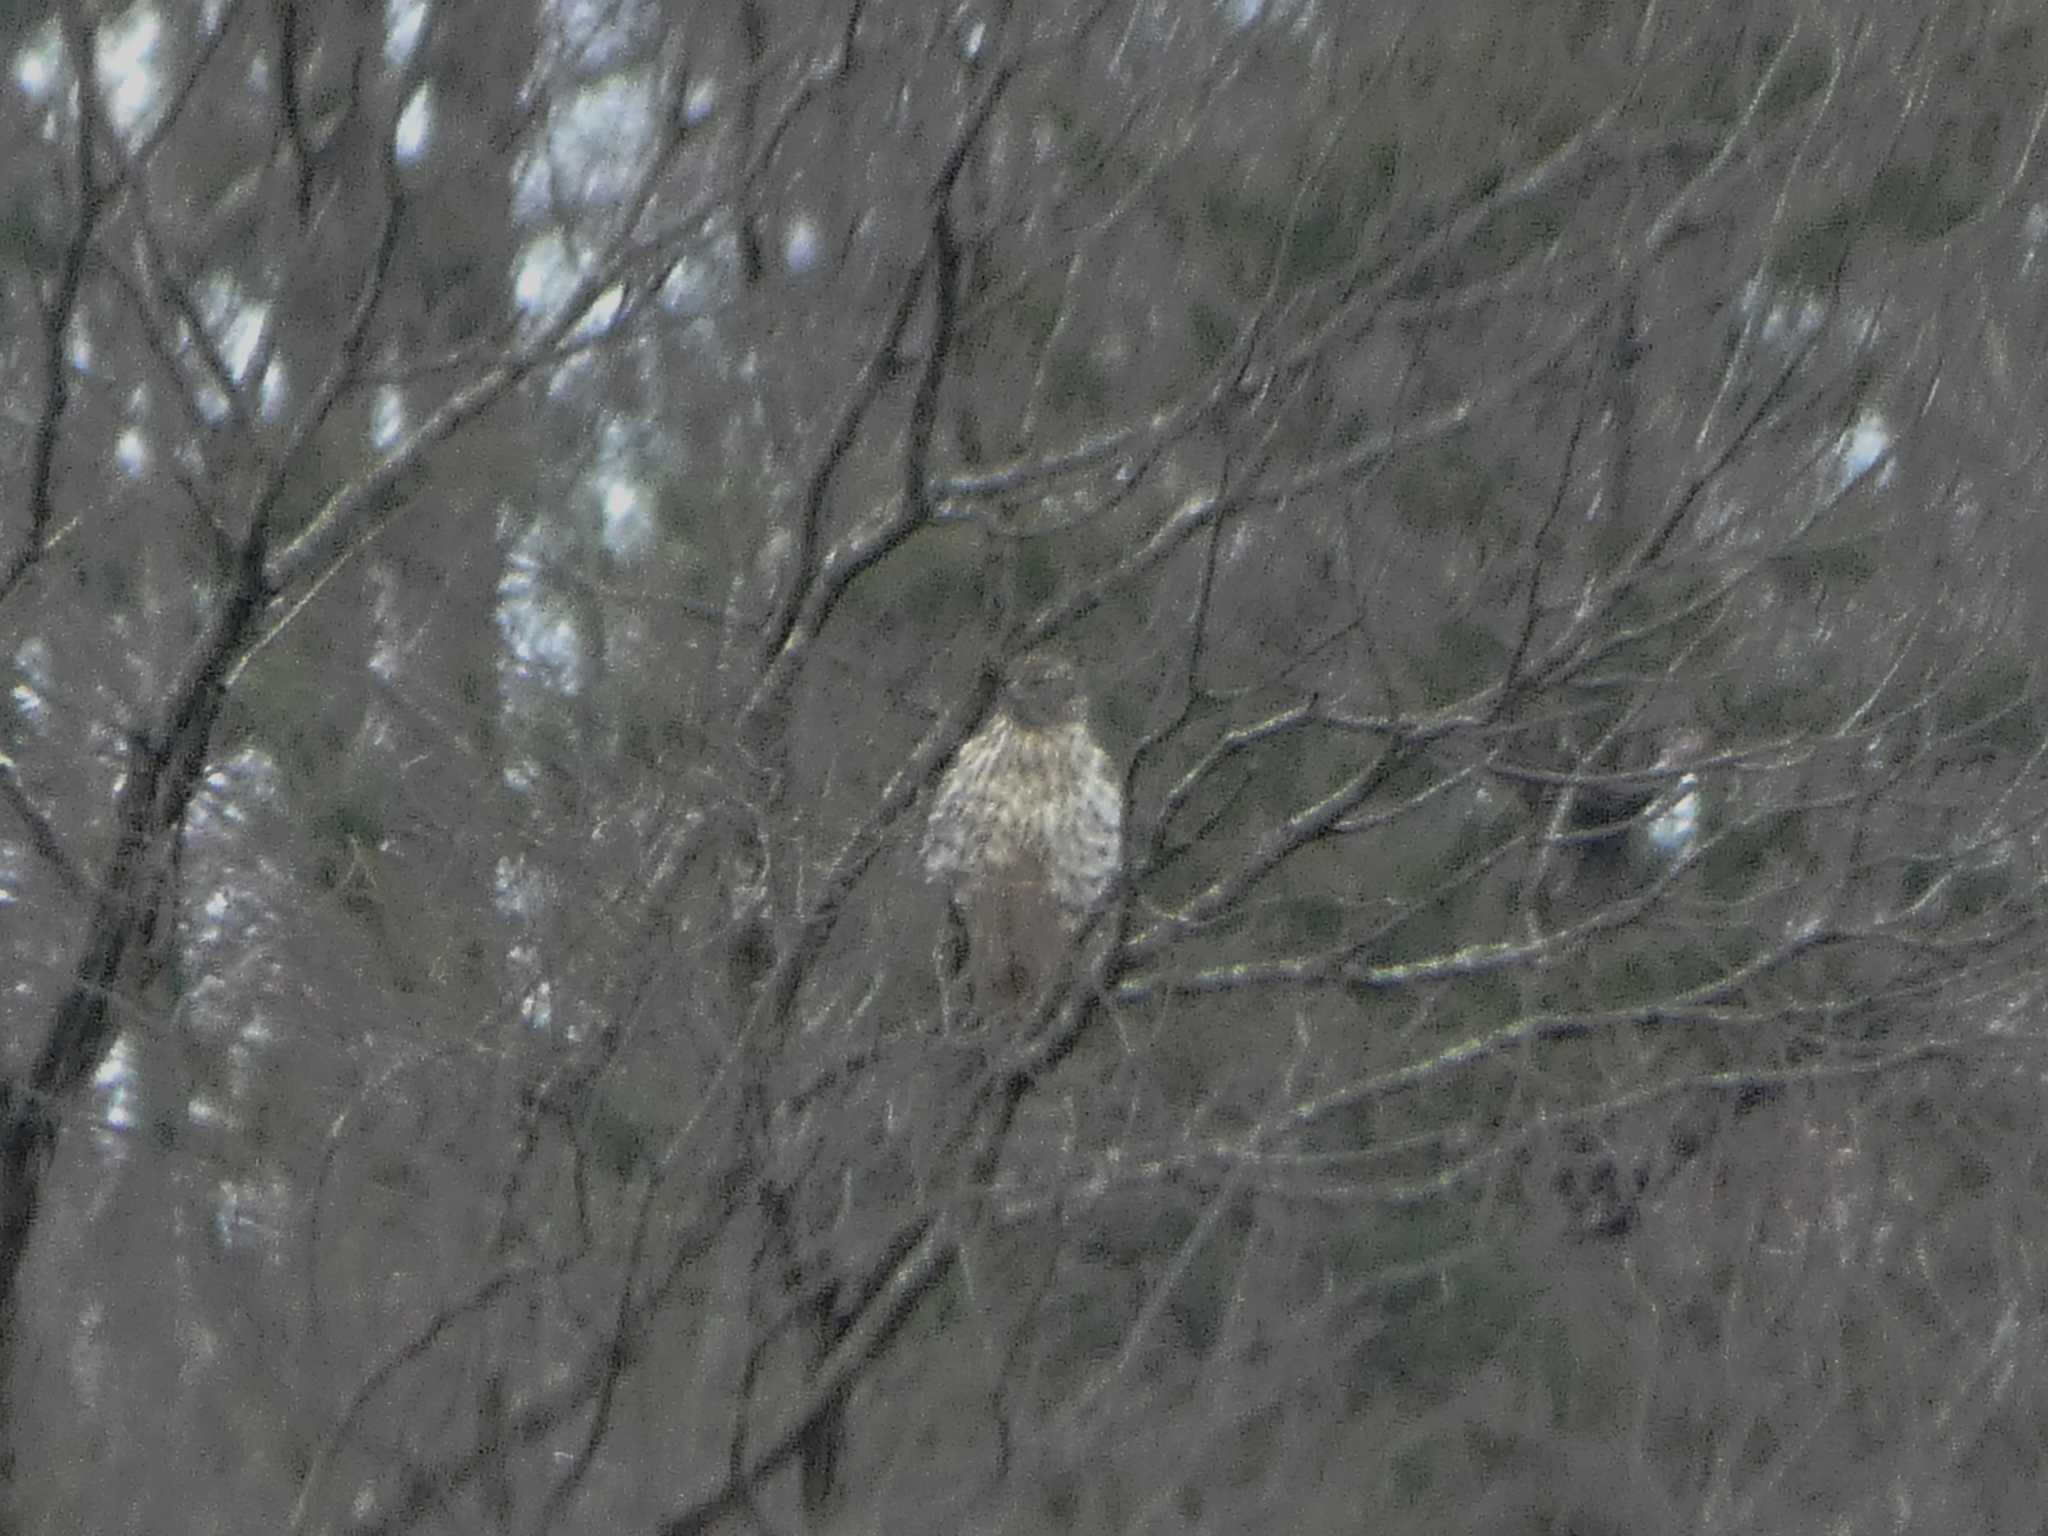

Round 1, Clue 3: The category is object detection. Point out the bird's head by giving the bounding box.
[1001,650,1087,730]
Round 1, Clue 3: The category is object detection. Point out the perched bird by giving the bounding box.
[923,651,1122,1016]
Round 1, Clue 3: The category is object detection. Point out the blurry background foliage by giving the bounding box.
[3,1,2048,1533]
